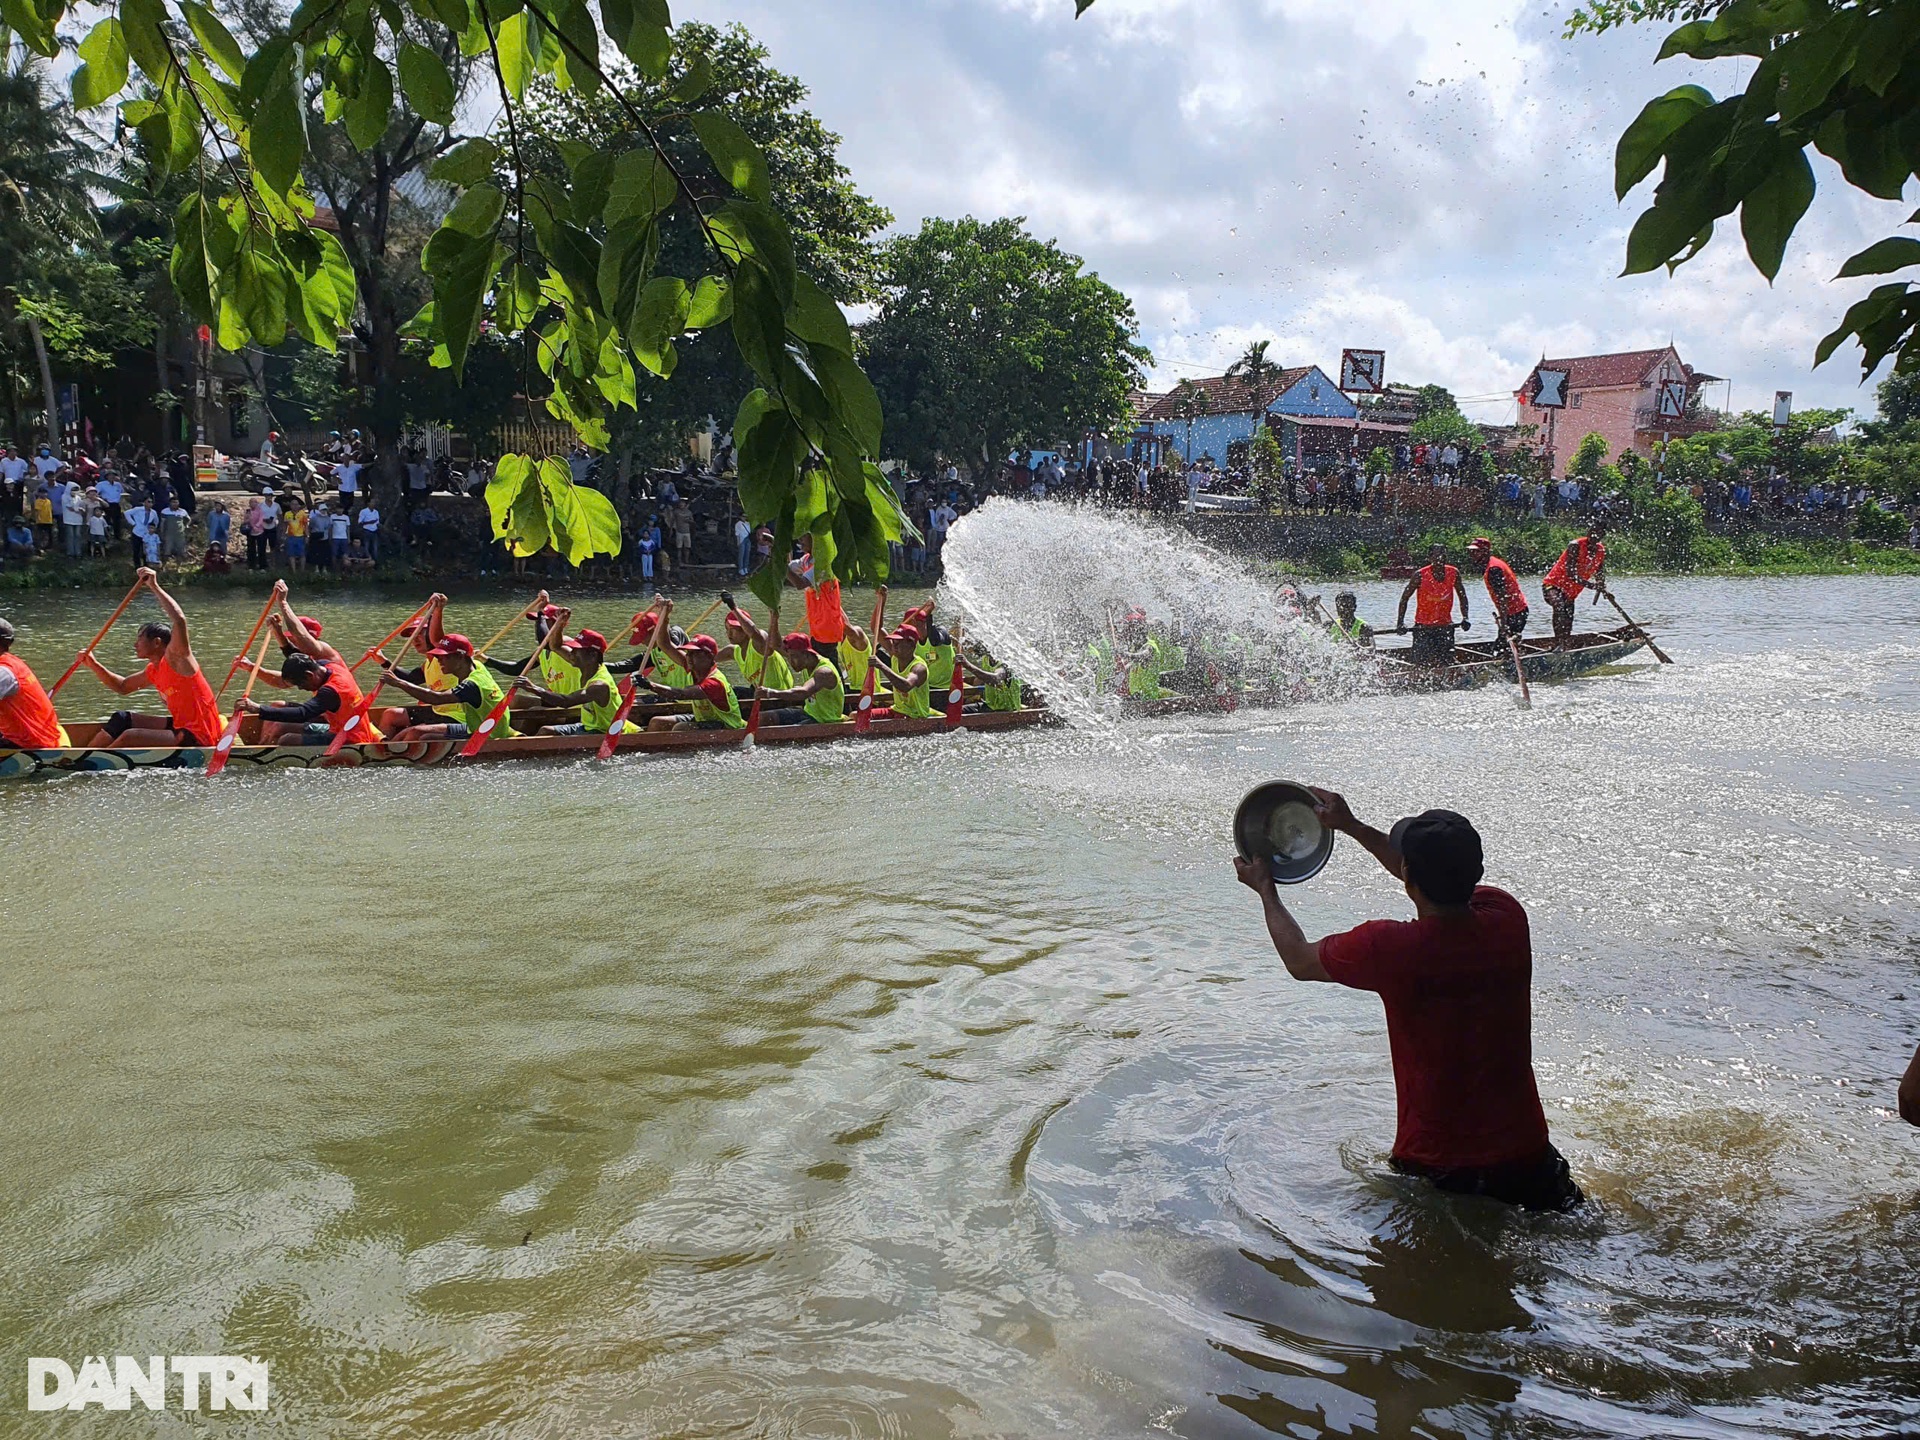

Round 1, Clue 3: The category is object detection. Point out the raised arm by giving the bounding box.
[275,599,341,664]
[1309,787,1404,882]
[1233,856,1331,983]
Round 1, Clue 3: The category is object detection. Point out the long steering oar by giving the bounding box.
[1505,630,1534,710]
[461,608,569,758]
[216,590,280,701]
[1600,590,1673,664]
[854,590,887,733]
[48,577,142,699]
[207,598,284,776]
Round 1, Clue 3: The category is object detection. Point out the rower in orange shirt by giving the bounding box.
[0,616,67,749]
[79,569,228,749]
[1542,522,1609,638]
[1467,537,1531,641]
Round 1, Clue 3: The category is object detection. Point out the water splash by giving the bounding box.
[938,500,1369,727]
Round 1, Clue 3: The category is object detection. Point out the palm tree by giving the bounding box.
[1225,340,1282,457]
[1168,378,1209,465]
[0,56,104,442]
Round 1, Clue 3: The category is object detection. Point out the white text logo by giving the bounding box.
[27,1356,268,1412]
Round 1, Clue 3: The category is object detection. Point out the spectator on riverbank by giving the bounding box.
[3,515,34,567]
[1237,790,1583,1212]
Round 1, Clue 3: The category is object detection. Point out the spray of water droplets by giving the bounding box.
[937,500,1374,727]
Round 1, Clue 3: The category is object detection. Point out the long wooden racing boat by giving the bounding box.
[0,706,1055,781]
[1124,626,1654,714]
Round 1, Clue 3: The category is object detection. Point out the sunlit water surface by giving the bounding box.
[2,565,1917,1437]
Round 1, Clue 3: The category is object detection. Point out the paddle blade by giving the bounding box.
[460,693,514,757]
[854,668,877,733]
[323,696,377,758]
[596,679,638,760]
[944,671,965,726]
[204,711,247,776]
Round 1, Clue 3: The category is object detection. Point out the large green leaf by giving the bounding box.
[432,137,500,186]
[250,52,308,196]
[496,11,534,99]
[691,113,770,201]
[788,273,853,354]
[181,0,246,81]
[345,57,394,151]
[1836,236,1920,279]
[445,181,506,236]
[626,276,690,376]
[398,43,456,124]
[1614,85,1713,199]
[604,147,679,226]
[119,0,171,83]
[812,347,883,456]
[1739,147,1815,283]
[423,227,502,378]
[72,19,129,110]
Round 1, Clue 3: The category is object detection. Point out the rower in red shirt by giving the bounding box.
[1234,787,1583,1212]
[1467,537,1531,641]
[79,568,227,749]
[0,616,67,749]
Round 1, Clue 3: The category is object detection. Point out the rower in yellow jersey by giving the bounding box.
[869,626,933,720]
[752,632,849,727]
[723,603,795,692]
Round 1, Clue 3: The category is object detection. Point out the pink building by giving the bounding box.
[1515,347,1722,477]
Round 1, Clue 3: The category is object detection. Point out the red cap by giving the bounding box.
[429,633,473,659]
[539,604,563,622]
[684,634,720,657]
[1124,609,1148,623]
[1468,536,1492,550]
[629,611,658,644]
[572,628,608,654]
[781,630,814,650]
[296,616,324,637]
[887,626,919,644]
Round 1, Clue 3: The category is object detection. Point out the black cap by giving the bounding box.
[1389,809,1484,905]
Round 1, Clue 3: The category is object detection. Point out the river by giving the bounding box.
[2,565,1917,1436]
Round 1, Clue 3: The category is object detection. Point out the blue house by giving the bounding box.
[1137,365,1360,465]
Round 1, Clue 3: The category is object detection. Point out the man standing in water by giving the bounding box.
[1235,789,1583,1212]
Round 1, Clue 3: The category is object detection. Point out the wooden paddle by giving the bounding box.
[743,603,778,741]
[597,625,661,760]
[349,598,435,674]
[1600,590,1673,664]
[216,590,280,701]
[47,577,142,698]
[460,608,569,758]
[943,623,966,726]
[854,589,887,733]
[207,610,282,776]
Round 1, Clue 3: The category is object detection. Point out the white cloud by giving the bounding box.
[686,0,1914,421]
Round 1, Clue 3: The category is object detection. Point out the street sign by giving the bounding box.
[1773,390,1793,428]
[1657,380,1686,418]
[1340,349,1385,394]
[1533,368,1569,409]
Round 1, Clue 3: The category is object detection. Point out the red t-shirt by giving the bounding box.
[1319,886,1549,1169]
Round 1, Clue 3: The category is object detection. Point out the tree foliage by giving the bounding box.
[1589,0,1920,382]
[860,216,1150,475]
[2,0,905,596]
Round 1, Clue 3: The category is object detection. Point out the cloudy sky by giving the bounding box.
[682,0,1913,424]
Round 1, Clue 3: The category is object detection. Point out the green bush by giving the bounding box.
[1690,534,1736,570]
[1855,499,1910,545]
[1641,488,1706,568]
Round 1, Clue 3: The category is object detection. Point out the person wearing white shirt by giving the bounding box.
[59,479,86,557]
[357,502,381,561]
[1185,466,1206,513]
[335,459,361,498]
[0,447,27,502]
[94,474,124,538]
[327,506,351,567]
[32,447,61,481]
[734,515,752,575]
[127,499,159,565]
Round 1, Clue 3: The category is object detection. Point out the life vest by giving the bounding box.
[575,662,622,733]
[916,638,957,693]
[654,656,691,691]
[144,656,224,746]
[448,663,513,738]
[737,642,795,691]
[803,660,847,725]
[805,580,845,644]
[1328,613,1367,641]
[889,665,933,719]
[1482,556,1529,616]
[1127,636,1173,700]
[537,648,580,692]
[0,652,65,749]
[424,653,458,718]
[837,636,871,692]
[1414,564,1458,627]
[982,666,1024,712]
[692,669,745,729]
[1544,537,1605,597]
[321,659,382,740]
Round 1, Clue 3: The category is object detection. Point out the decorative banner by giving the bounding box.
[1340,349,1386,394]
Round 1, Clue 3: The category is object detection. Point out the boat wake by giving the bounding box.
[938,500,1370,727]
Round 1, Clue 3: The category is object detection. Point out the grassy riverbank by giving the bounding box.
[1285,521,1920,580]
